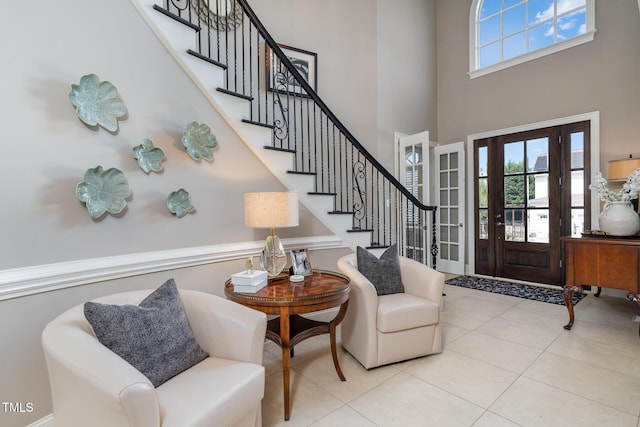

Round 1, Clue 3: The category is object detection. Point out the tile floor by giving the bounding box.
[260,283,640,426]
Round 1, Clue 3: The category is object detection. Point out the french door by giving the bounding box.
[435,142,465,275]
[395,131,430,263]
[474,121,590,285]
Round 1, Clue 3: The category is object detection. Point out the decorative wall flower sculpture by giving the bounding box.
[167,189,195,218]
[76,166,131,219]
[133,139,166,173]
[181,121,218,160]
[69,74,126,132]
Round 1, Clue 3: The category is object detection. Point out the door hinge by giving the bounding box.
[559,218,562,227]
[559,176,562,186]
[558,135,562,144]
[560,259,562,268]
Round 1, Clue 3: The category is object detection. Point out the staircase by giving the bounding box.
[131,0,438,267]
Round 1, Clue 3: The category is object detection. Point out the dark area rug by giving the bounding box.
[445,275,585,306]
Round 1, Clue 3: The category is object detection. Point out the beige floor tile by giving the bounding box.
[547,332,640,379]
[474,316,563,349]
[499,304,570,331]
[263,370,343,427]
[350,372,485,426]
[576,295,639,328]
[472,411,522,427]
[506,297,569,318]
[441,321,471,346]
[523,351,640,414]
[445,296,516,318]
[292,347,401,403]
[406,350,518,408]
[445,331,543,374]
[310,405,378,427]
[259,282,640,426]
[490,377,638,427]
[566,317,639,348]
[441,305,493,331]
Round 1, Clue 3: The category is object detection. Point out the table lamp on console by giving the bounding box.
[244,191,299,277]
[608,155,640,213]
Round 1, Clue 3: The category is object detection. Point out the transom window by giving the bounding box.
[469,0,596,78]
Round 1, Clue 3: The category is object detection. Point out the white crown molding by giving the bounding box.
[0,235,344,301]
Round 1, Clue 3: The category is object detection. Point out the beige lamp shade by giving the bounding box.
[607,157,640,181]
[244,192,299,229]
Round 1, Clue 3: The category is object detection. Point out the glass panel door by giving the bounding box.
[435,142,465,275]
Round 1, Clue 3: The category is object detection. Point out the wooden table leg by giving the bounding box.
[329,300,349,382]
[279,308,291,421]
[626,293,640,338]
[563,285,584,330]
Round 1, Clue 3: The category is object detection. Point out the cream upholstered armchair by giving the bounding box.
[42,285,267,427]
[337,249,444,369]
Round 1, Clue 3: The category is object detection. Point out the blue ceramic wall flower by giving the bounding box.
[133,139,166,173]
[181,121,218,160]
[69,74,126,132]
[167,189,195,218]
[76,166,131,218]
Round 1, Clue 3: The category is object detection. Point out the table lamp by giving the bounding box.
[608,155,640,212]
[244,191,299,277]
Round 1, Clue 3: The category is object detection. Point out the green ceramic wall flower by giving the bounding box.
[167,189,195,218]
[181,121,218,160]
[133,139,166,173]
[76,166,131,219]
[69,74,126,132]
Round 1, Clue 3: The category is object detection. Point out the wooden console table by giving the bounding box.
[225,270,350,421]
[562,236,640,333]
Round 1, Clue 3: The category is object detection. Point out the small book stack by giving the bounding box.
[230,270,268,293]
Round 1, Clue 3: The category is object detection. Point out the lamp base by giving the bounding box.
[260,234,287,277]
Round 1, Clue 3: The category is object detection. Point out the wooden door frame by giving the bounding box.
[465,112,600,277]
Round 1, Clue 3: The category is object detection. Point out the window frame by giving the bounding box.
[469,0,596,79]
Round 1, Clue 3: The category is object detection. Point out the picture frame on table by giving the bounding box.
[267,44,317,97]
[290,248,312,276]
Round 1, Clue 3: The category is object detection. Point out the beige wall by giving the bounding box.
[436,0,640,170]
[377,0,437,169]
[251,0,438,171]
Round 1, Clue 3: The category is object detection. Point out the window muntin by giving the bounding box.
[471,0,594,78]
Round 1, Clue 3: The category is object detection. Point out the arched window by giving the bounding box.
[469,0,596,78]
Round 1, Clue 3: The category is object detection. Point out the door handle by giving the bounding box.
[495,222,505,226]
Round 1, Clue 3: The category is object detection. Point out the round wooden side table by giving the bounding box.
[225,269,350,421]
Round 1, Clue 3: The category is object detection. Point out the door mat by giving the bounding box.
[445,275,586,306]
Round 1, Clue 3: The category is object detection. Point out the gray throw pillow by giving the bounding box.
[84,279,209,387]
[356,245,404,296]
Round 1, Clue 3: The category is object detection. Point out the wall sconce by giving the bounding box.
[244,192,299,277]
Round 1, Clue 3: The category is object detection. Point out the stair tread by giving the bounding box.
[347,228,373,233]
[217,87,252,101]
[186,49,227,69]
[153,5,200,32]
[308,192,337,196]
[242,119,273,128]
[263,145,296,153]
[287,170,317,175]
[328,211,354,215]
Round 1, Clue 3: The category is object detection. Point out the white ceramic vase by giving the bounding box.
[598,201,640,236]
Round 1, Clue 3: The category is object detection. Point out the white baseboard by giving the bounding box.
[0,235,343,301]
[27,414,54,427]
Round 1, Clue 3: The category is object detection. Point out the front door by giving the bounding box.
[474,122,590,285]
